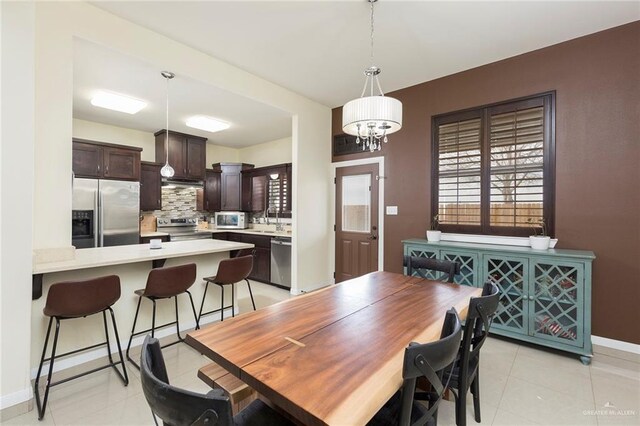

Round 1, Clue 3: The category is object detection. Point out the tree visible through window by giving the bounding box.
[432,93,555,237]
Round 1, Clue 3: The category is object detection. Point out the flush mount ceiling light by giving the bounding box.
[342,0,402,152]
[160,71,175,178]
[185,115,231,133]
[90,91,147,114]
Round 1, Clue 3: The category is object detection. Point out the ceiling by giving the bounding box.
[73,39,292,148]
[91,1,640,108]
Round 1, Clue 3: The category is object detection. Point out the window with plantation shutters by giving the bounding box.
[432,93,555,237]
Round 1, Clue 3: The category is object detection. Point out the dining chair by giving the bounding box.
[368,308,463,426]
[403,255,460,283]
[198,253,256,323]
[139,335,293,426]
[446,281,500,426]
[126,263,200,370]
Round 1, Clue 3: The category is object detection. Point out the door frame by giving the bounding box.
[330,156,385,284]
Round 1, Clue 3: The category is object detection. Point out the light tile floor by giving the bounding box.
[7,282,640,426]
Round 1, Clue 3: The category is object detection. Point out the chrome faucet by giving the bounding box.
[275,208,284,232]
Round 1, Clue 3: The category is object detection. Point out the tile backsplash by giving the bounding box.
[153,186,207,220]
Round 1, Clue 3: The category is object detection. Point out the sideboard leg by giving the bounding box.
[580,355,592,365]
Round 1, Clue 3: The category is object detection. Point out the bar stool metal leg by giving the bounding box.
[220,285,225,322]
[34,317,53,420]
[245,279,257,311]
[231,283,235,318]
[106,307,129,385]
[35,318,60,420]
[197,282,210,325]
[186,290,200,330]
[126,296,143,367]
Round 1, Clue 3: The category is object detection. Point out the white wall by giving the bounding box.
[0,1,35,412]
[239,136,292,168]
[206,143,240,165]
[3,1,330,411]
[72,118,155,162]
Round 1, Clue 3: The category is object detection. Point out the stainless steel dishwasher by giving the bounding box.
[270,236,292,288]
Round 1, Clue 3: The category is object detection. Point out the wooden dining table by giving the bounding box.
[186,271,482,426]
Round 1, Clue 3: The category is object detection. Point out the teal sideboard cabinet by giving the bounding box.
[402,239,596,364]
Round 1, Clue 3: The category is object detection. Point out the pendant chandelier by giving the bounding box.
[160,71,175,178]
[342,0,402,152]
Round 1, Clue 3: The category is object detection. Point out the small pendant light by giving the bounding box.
[160,71,175,178]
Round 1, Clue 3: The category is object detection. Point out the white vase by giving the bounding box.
[529,235,551,250]
[426,230,442,242]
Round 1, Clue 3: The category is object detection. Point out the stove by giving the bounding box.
[157,217,211,242]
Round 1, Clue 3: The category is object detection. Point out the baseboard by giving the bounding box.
[592,335,640,360]
[0,387,32,412]
[30,308,231,379]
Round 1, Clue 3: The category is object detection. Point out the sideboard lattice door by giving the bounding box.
[484,255,529,334]
[530,261,584,347]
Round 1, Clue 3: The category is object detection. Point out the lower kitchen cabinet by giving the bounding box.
[403,239,595,364]
[213,232,271,283]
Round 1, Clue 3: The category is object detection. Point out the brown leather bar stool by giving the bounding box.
[126,263,199,370]
[34,275,128,420]
[197,253,256,323]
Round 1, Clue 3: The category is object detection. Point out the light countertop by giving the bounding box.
[206,228,293,238]
[33,239,254,275]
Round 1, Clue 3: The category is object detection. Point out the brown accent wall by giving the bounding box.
[332,22,640,344]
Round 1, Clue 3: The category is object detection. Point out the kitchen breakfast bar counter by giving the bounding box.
[30,239,254,374]
[32,239,254,299]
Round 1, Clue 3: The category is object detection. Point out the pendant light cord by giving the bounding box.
[165,75,170,165]
[370,0,375,68]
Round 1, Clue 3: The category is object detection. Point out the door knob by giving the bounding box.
[369,235,377,240]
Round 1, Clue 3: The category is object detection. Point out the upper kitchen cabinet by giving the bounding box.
[154,130,207,180]
[140,162,162,211]
[197,169,222,212]
[72,139,141,181]
[212,163,254,211]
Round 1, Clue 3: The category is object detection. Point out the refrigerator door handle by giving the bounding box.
[98,191,104,247]
[94,190,99,248]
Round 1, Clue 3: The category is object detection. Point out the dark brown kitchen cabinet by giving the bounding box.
[72,139,141,181]
[197,169,222,212]
[241,174,267,212]
[140,162,162,211]
[154,130,207,180]
[212,163,254,211]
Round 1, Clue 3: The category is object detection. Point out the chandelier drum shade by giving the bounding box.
[342,0,402,152]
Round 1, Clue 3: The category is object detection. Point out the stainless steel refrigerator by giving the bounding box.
[72,178,140,248]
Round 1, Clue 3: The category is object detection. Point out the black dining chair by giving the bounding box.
[446,281,500,426]
[139,335,293,426]
[368,308,463,426]
[403,255,460,283]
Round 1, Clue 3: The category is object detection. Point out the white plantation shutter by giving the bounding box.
[489,106,545,228]
[437,118,482,225]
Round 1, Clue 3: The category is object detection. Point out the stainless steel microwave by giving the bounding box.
[214,212,248,229]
